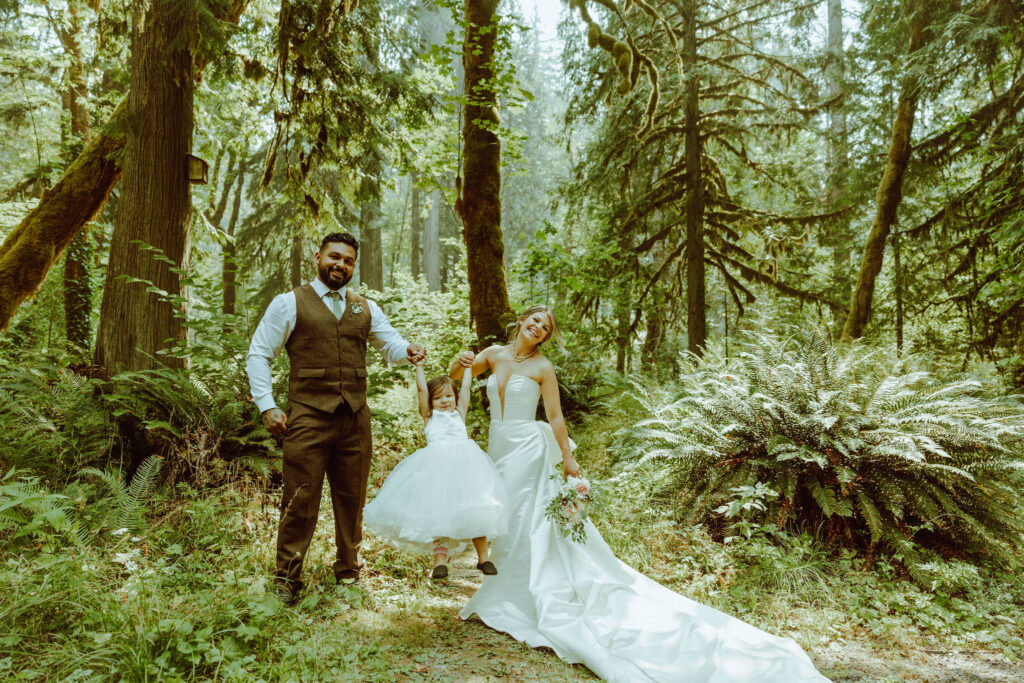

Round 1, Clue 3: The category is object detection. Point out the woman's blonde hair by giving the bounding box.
[506,304,565,350]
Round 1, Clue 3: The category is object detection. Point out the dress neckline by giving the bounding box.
[489,373,540,421]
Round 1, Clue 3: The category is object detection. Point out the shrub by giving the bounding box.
[0,366,115,480]
[617,329,1024,570]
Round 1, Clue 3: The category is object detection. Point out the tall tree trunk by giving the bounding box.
[842,3,931,340]
[359,176,384,292]
[0,0,249,332]
[826,0,852,309]
[94,0,197,371]
[615,297,630,373]
[459,0,510,345]
[425,189,441,291]
[223,159,246,317]
[683,0,706,355]
[208,151,236,227]
[59,0,93,352]
[290,231,305,288]
[642,298,664,368]
[410,173,422,279]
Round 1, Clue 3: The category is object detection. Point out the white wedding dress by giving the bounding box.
[460,374,828,683]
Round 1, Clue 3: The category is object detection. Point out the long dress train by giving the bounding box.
[460,374,828,683]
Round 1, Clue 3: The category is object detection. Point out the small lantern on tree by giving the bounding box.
[186,154,209,184]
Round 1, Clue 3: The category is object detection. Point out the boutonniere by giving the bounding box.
[350,302,363,315]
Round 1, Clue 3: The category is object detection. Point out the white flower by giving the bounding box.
[111,528,129,536]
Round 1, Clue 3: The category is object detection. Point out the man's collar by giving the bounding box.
[310,279,346,299]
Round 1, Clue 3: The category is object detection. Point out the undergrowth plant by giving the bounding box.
[77,455,164,532]
[617,329,1024,572]
[0,366,115,479]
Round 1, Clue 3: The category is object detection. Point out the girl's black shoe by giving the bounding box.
[431,564,449,580]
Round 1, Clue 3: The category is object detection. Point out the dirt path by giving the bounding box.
[354,551,1020,683]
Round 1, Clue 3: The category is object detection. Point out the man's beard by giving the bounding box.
[318,264,352,289]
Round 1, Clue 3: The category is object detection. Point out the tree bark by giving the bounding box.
[58,0,93,351]
[642,299,664,368]
[223,158,246,317]
[359,177,384,292]
[0,101,123,333]
[459,0,510,345]
[290,231,305,289]
[615,297,630,373]
[683,0,706,355]
[94,0,197,371]
[826,0,852,308]
[410,172,422,279]
[842,3,930,340]
[0,0,250,333]
[209,151,236,228]
[425,189,441,291]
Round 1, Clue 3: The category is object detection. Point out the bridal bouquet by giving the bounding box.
[544,474,596,543]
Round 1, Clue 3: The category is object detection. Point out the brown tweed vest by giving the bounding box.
[286,284,370,413]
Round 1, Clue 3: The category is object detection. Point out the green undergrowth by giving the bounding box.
[1,362,1022,680]
[587,388,1024,666]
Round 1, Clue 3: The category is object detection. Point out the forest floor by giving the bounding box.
[291,538,1022,683]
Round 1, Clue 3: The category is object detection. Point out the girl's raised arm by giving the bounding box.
[449,346,494,381]
[415,361,430,419]
[456,357,473,419]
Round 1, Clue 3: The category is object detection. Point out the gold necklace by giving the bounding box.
[510,343,537,363]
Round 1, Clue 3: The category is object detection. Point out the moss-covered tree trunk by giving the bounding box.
[59,0,93,351]
[459,0,510,345]
[0,102,124,333]
[359,175,384,292]
[410,172,422,280]
[425,189,441,291]
[683,0,706,355]
[843,3,930,340]
[826,0,852,310]
[223,159,246,317]
[290,231,305,288]
[0,0,249,333]
[94,0,197,371]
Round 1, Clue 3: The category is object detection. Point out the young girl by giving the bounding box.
[363,356,508,579]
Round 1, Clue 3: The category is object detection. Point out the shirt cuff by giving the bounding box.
[254,395,278,413]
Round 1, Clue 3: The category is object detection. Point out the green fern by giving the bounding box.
[0,469,87,548]
[616,328,1024,565]
[77,456,163,532]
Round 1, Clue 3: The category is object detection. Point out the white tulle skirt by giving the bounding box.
[363,438,508,553]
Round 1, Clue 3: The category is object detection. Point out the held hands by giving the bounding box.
[262,407,287,435]
[562,454,580,480]
[406,343,426,365]
[457,350,475,368]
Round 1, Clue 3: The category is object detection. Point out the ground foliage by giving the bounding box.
[1,358,1022,679]
[617,329,1024,575]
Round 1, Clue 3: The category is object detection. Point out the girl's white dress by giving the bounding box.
[363,409,508,552]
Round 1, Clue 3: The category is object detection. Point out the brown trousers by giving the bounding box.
[274,400,372,588]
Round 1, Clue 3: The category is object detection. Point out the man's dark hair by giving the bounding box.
[320,232,359,253]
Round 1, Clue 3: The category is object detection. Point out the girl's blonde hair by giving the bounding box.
[506,304,565,350]
[425,375,456,416]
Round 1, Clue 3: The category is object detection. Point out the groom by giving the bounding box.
[246,232,424,603]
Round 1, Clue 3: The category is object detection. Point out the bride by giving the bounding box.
[450,305,828,683]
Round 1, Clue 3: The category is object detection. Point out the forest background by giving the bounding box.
[1,0,1023,680]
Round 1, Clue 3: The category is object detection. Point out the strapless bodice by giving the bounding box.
[424,409,469,443]
[486,374,541,422]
